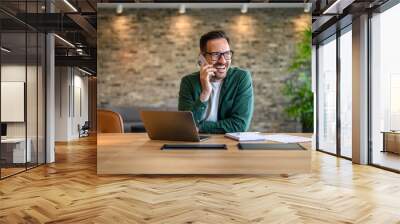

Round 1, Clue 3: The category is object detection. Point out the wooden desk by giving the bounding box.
[382,131,400,154]
[97,133,311,175]
[1,138,31,164]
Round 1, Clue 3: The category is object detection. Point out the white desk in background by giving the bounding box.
[1,138,31,163]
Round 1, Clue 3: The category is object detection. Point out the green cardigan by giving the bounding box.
[178,67,254,134]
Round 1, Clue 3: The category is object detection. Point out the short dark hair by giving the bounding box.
[200,30,230,53]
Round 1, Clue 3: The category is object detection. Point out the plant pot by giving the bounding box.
[302,124,313,133]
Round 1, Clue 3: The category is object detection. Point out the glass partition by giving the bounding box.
[339,27,352,158]
[27,30,38,169]
[0,2,46,179]
[1,30,28,177]
[370,3,400,171]
[38,32,46,165]
[317,35,337,154]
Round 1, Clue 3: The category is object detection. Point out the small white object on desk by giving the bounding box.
[264,134,311,143]
[225,132,267,141]
[1,138,32,163]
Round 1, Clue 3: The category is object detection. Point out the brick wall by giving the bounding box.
[98,8,310,132]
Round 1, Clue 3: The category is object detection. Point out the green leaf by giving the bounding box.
[282,26,313,130]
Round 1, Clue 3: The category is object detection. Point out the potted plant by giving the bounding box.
[282,27,313,132]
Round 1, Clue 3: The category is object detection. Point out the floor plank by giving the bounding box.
[0,136,400,224]
[372,151,400,171]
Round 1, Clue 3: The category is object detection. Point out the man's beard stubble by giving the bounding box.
[211,62,229,82]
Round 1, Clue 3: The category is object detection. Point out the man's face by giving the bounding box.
[205,38,231,81]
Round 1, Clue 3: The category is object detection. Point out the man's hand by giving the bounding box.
[199,64,216,102]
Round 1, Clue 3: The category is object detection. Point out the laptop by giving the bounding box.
[140,111,210,142]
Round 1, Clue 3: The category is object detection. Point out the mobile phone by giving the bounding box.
[198,54,207,66]
[198,54,216,79]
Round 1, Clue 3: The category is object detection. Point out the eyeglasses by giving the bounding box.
[204,50,234,61]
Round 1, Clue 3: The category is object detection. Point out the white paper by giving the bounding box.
[264,134,311,143]
[225,132,267,141]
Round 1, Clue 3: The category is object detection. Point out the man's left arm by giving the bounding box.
[199,71,254,134]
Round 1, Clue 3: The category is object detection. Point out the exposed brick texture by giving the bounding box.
[98,8,310,132]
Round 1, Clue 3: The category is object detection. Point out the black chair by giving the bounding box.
[79,121,90,138]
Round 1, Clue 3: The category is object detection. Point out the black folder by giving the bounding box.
[161,144,227,150]
[238,143,305,150]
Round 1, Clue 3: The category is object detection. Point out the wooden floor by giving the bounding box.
[1,167,26,178]
[1,136,400,224]
[373,151,400,171]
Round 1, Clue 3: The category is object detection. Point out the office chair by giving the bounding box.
[78,121,90,137]
[97,109,124,133]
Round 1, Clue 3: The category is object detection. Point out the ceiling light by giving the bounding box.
[179,4,186,14]
[78,67,93,76]
[63,0,78,12]
[116,4,123,15]
[75,42,85,48]
[54,34,75,48]
[1,47,11,53]
[76,48,87,56]
[323,0,354,15]
[241,4,248,14]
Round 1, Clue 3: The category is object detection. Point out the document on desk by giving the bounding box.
[264,134,311,143]
[225,132,267,141]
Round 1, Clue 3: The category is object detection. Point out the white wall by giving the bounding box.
[55,67,89,141]
[1,63,46,164]
[55,67,70,141]
[72,73,89,138]
[1,65,34,137]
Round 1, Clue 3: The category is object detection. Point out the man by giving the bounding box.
[178,30,254,134]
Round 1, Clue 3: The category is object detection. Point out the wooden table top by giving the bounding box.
[97,133,312,174]
[97,132,312,152]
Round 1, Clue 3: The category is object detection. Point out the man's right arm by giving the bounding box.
[178,76,207,124]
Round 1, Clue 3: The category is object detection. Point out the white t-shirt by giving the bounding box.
[202,81,223,122]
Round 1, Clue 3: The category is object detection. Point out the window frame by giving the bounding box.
[367,0,400,173]
[315,19,353,160]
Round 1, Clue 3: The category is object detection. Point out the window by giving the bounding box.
[317,35,337,154]
[370,2,400,171]
[339,27,352,158]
